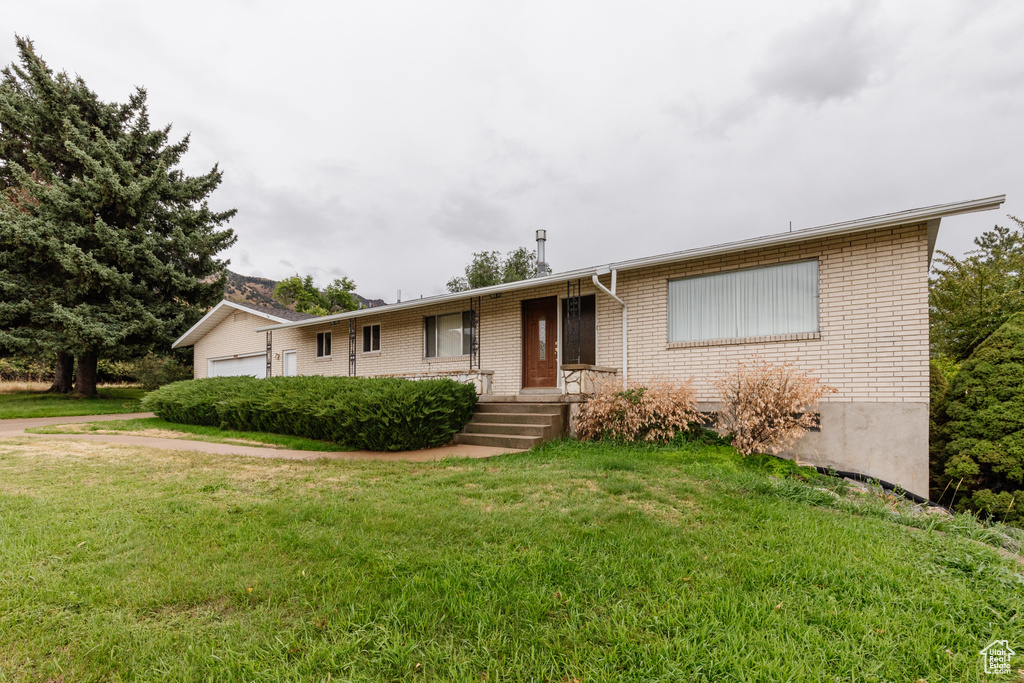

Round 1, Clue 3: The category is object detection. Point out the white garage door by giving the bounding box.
[210,354,266,378]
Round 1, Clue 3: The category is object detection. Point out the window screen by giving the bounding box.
[668,260,819,343]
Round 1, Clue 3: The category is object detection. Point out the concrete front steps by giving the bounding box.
[453,400,568,450]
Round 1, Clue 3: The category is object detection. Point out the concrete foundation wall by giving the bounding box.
[785,402,929,498]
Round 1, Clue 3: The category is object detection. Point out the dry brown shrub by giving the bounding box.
[576,378,702,443]
[714,357,837,455]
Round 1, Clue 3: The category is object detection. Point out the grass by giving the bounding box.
[0,437,1021,681]
[27,416,355,452]
[0,384,146,419]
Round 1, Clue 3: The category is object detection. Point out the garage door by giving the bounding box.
[210,354,266,378]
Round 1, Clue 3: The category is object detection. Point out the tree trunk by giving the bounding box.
[46,351,74,393]
[74,353,98,397]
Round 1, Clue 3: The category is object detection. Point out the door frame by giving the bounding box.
[282,349,298,377]
[521,296,560,389]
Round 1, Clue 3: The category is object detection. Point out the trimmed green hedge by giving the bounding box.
[141,376,478,451]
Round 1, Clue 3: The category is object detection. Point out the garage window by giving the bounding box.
[317,331,332,358]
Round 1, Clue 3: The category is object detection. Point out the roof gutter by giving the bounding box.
[255,194,1005,333]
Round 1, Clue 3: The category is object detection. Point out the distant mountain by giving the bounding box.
[223,270,387,312]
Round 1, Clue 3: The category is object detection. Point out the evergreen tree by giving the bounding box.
[930,217,1024,361]
[933,313,1024,523]
[0,37,236,395]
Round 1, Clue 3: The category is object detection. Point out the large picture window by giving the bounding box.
[424,311,473,358]
[668,260,819,343]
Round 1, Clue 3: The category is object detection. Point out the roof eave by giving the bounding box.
[254,194,1005,333]
[172,300,291,348]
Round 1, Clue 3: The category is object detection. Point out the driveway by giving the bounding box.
[0,413,522,461]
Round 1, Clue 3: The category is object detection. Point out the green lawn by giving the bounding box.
[27,416,355,452]
[0,437,1020,681]
[0,386,146,419]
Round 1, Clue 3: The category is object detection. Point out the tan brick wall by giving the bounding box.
[596,223,930,404]
[192,311,305,379]
[193,311,272,379]
[199,223,928,405]
[285,281,602,395]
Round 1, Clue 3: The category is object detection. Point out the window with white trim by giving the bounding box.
[316,331,332,357]
[362,324,380,353]
[668,260,819,343]
[424,311,472,358]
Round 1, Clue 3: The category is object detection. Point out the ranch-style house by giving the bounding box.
[173,195,1006,497]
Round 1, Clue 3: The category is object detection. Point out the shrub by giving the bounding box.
[142,375,478,451]
[0,357,52,382]
[714,358,837,456]
[575,379,701,443]
[130,353,192,390]
[928,360,950,495]
[933,312,1024,523]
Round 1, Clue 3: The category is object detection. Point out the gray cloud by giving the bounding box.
[669,1,894,137]
[430,190,513,245]
[752,1,888,105]
[3,0,1019,300]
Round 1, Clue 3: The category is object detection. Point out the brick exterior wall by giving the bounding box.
[193,311,304,379]
[287,281,603,395]
[596,223,930,405]
[194,223,928,406]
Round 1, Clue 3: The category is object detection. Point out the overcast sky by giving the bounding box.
[4,0,1022,301]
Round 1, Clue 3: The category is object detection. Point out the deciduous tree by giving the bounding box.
[446,247,542,293]
[273,275,359,315]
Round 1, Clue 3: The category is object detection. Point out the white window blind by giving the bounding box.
[437,312,464,357]
[668,260,819,343]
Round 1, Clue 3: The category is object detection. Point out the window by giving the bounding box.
[668,260,819,343]
[424,311,473,358]
[362,324,381,353]
[316,331,332,357]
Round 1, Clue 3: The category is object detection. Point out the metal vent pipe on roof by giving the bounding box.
[536,229,548,277]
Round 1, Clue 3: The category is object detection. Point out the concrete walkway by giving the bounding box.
[0,413,523,461]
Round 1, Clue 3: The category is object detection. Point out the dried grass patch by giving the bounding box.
[0,381,51,394]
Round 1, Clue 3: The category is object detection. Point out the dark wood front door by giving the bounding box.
[522,297,558,388]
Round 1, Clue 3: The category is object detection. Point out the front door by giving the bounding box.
[522,297,558,388]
